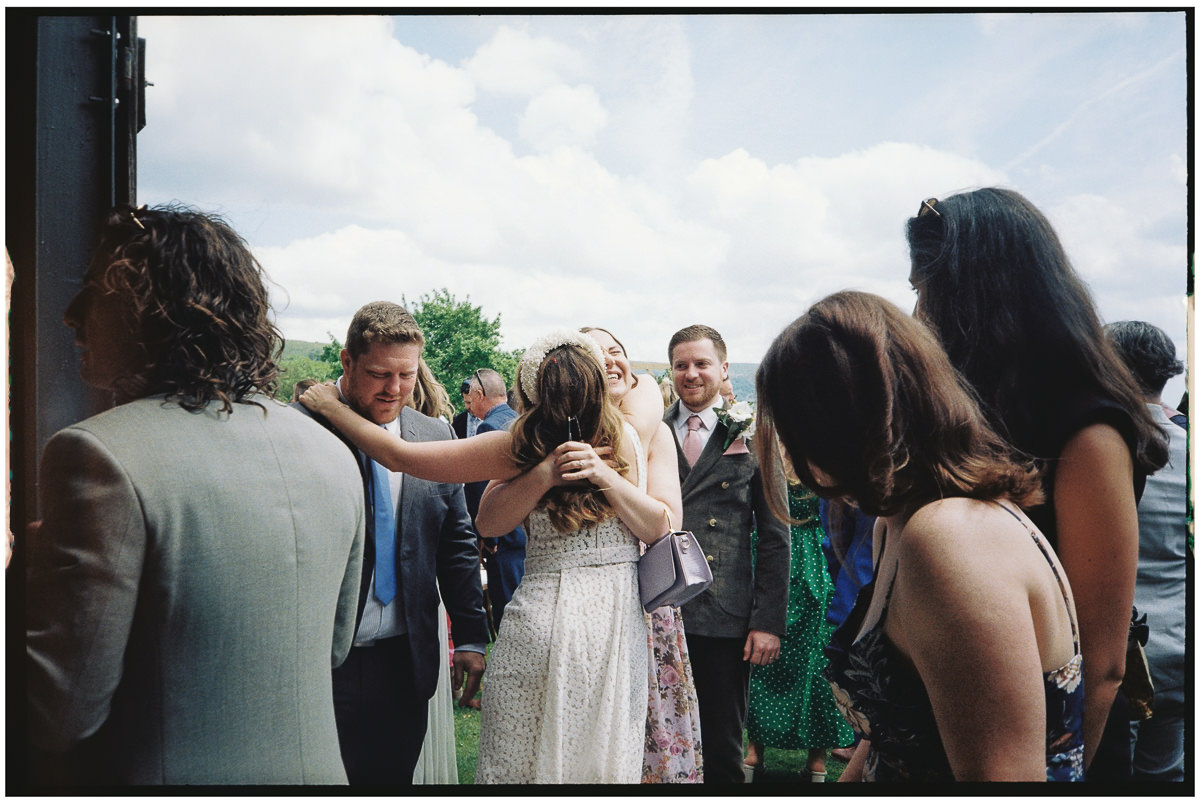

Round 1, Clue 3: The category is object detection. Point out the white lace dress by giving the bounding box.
[475,423,649,784]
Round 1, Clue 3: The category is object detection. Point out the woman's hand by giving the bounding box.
[555,441,618,489]
[300,382,344,417]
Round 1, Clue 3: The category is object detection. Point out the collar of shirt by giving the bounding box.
[675,401,721,442]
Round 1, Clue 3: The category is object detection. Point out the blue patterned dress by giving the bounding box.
[823,504,1085,782]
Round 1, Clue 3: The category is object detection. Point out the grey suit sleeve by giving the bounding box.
[331,495,365,668]
[26,428,146,751]
[748,457,791,636]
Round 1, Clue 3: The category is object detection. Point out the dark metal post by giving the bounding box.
[6,12,143,789]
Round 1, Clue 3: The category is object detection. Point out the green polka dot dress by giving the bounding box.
[747,485,855,750]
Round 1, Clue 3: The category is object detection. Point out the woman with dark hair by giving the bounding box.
[755,291,1084,782]
[303,329,683,782]
[27,204,365,784]
[906,189,1169,777]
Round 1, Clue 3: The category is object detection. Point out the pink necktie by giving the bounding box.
[683,414,703,467]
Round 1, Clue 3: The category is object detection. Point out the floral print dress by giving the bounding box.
[823,503,1085,782]
[641,606,704,782]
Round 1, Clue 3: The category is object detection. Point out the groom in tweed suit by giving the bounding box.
[665,324,790,785]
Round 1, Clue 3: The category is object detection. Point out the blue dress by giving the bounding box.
[823,503,1085,782]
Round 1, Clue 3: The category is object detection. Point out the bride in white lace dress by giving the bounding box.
[471,330,683,783]
[301,328,683,784]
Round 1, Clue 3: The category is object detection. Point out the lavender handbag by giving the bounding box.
[638,513,713,612]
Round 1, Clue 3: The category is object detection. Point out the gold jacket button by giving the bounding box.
[708,518,717,527]
[721,481,730,489]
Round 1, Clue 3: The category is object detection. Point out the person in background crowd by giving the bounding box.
[292,377,319,402]
[819,499,875,764]
[26,204,364,785]
[462,367,526,632]
[406,358,462,784]
[907,189,1168,777]
[411,357,454,422]
[1105,320,1187,782]
[720,376,736,405]
[757,290,1085,782]
[743,480,855,783]
[296,301,489,785]
[665,324,790,784]
[581,326,703,783]
[659,373,679,407]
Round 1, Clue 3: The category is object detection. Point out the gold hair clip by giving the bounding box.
[919,197,941,218]
[130,205,147,230]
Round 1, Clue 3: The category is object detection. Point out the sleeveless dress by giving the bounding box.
[747,487,855,751]
[823,503,1085,782]
[475,423,649,784]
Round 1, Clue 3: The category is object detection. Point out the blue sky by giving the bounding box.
[138,11,1189,403]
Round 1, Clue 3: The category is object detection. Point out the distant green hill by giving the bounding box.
[280,338,329,361]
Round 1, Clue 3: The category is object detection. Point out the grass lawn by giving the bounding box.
[452,691,846,785]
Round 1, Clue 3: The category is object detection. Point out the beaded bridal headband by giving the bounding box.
[518,328,606,403]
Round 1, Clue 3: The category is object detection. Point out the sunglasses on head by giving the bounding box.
[918,197,941,218]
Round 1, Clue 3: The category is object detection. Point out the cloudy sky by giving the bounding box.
[138,11,1189,403]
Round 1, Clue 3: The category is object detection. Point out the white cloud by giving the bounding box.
[464,24,585,97]
[135,13,1187,381]
[518,84,608,151]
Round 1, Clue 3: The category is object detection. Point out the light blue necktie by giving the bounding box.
[370,458,397,605]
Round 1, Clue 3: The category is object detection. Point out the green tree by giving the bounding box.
[403,289,523,413]
[319,335,344,375]
[276,333,343,401]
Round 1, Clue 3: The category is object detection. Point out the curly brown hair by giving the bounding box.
[755,291,1043,521]
[88,203,282,412]
[509,342,629,532]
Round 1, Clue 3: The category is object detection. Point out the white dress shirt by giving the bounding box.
[674,401,721,455]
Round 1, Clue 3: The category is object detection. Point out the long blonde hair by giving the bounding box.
[408,357,453,421]
[509,342,629,532]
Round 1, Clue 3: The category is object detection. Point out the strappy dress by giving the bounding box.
[823,503,1085,782]
[475,422,649,783]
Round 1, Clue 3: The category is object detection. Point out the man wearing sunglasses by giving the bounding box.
[462,369,526,632]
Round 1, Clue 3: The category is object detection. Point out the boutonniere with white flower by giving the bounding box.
[715,400,755,451]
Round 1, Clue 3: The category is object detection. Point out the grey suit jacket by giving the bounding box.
[295,403,490,702]
[385,407,489,699]
[26,394,365,785]
[665,400,790,639]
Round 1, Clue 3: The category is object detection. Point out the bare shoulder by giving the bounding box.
[646,420,675,457]
[898,498,1010,574]
[1060,422,1133,466]
[623,375,666,441]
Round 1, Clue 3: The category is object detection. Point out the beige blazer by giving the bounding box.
[26,394,364,785]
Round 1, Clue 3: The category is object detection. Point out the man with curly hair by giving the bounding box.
[25,205,366,785]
